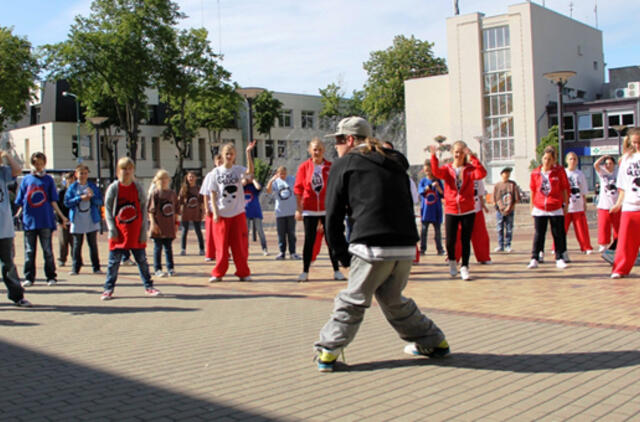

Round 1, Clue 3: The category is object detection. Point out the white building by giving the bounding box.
[405,1,605,186]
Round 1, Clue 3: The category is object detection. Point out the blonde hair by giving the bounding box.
[117,157,135,170]
[220,143,236,164]
[351,136,387,156]
[276,165,287,173]
[152,169,170,189]
[622,128,640,157]
[308,138,325,152]
[565,151,578,163]
[452,140,469,165]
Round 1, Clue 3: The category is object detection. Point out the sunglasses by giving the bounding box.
[335,135,347,145]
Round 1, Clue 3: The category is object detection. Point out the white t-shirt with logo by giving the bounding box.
[565,168,587,213]
[203,165,247,218]
[473,179,486,213]
[531,170,563,216]
[71,183,100,234]
[596,166,619,210]
[302,163,327,217]
[618,153,640,212]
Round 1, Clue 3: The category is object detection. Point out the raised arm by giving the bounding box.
[245,141,256,176]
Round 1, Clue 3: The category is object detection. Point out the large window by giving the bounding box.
[549,115,575,141]
[278,109,293,128]
[608,112,635,137]
[277,140,286,158]
[578,113,604,140]
[482,26,514,162]
[301,111,314,129]
[265,139,274,159]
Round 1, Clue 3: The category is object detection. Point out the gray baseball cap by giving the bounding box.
[325,116,372,138]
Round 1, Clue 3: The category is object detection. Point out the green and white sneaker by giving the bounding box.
[315,348,341,372]
[404,339,450,358]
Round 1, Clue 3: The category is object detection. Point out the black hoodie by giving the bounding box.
[325,146,419,266]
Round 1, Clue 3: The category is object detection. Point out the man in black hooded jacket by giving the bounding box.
[314,116,449,372]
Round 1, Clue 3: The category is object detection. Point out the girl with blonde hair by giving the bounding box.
[148,169,179,277]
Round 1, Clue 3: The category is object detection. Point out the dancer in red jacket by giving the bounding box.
[528,146,570,270]
[294,138,343,282]
[429,141,487,281]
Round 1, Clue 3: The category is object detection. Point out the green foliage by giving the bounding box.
[362,35,447,125]
[318,83,366,121]
[253,90,282,140]
[253,157,272,186]
[530,125,559,169]
[198,82,242,159]
[0,27,39,131]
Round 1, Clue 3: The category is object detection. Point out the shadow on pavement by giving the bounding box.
[168,292,306,300]
[8,304,199,316]
[0,319,39,326]
[0,339,279,420]
[345,350,640,373]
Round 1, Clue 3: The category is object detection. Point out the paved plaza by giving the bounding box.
[1,210,639,421]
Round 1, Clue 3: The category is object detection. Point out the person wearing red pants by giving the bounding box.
[593,155,620,251]
[200,154,223,262]
[454,179,491,264]
[204,142,256,282]
[611,128,640,278]
[564,152,593,254]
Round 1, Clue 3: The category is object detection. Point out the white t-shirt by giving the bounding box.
[617,153,640,212]
[565,168,587,213]
[203,165,247,218]
[596,166,619,210]
[531,170,563,216]
[200,170,216,213]
[473,180,486,213]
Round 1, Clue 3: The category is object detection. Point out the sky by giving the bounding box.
[2,0,639,96]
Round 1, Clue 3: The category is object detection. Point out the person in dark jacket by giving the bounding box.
[313,116,449,372]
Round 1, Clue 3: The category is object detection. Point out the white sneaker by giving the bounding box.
[460,266,471,281]
[494,246,504,252]
[208,276,222,282]
[598,245,606,253]
[155,270,167,278]
[298,272,309,282]
[262,250,269,256]
[505,246,512,253]
[47,279,57,286]
[538,251,544,263]
[333,271,346,281]
[449,261,457,277]
[585,249,593,255]
[21,280,33,288]
[556,259,568,269]
[479,260,492,265]
[527,259,538,269]
[239,276,252,282]
[611,273,622,279]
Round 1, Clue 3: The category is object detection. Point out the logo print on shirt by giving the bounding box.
[186,195,199,208]
[160,201,175,217]
[425,192,438,205]
[116,201,138,224]
[222,185,238,206]
[278,185,292,201]
[604,176,617,198]
[244,190,254,206]
[26,186,47,208]
[311,168,324,193]
[569,175,581,204]
[540,177,551,196]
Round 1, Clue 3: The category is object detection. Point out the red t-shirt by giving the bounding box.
[109,182,146,250]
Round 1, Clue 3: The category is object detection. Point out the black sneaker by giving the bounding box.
[404,339,450,358]
[14,298,32,307]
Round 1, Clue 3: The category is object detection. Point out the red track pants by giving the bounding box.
[597,208,620,246]
[455,210,491,263]
[211,213,250,278]
[564,211,593,252]
[204,213,216,260]
[612,211,640,275]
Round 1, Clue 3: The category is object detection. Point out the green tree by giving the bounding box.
[253,90,282,141]
[319,82,344,119]
[362,35,447,124]
[41,0,183,163]
[198,83,242,160]
[530,125,559,169]
[0,27,39,131]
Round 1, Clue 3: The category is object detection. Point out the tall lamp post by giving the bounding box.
[612,125,627,156]
[62,91,81,160]
[543,71,576,161]
[236,87,264,163]
[87,116,108,191]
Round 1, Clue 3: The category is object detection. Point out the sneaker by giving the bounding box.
[556,259,568,269]
[145,287,162,297]
[527,259,539,269]
[598,245,606,253]
[479,260,492,265]
[505,246,512,253]
[93,269,103,274]
[154,270,167,278]
[437,250,445,256]
[449,261,457,277]
[69,270,79,276]
[561,251,571,263]
[239,276,252,282]
[47,279,57,286]
[168,269,176,277]
[14,298,32,307]
[404,339,450,358]
[275,253,285,260]
[122,259,136,266]
[209,276,222,282]
[180,250,186,256]
[21,280,33,288]
[204,257,214,262]
[57,260,65,267]
[262,250,269,256]
[199,250,205,256]
[100,290,113,301]
[290,253,301,260]
[298,272,309,282]
[494,246,504,252]
[460,266,471,281]
[334,271,346,281]
[538,251,544,263]
[611,273,622,279]
[585,249,593,255]
[315,348,340,373]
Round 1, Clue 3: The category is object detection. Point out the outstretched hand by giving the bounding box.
[246,140,257,153]
[428,145,437,155]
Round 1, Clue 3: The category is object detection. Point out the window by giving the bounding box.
[139,137,146,160]
[578,113,604,140]
[265,139,274,159]
[301,111,314,129]
[278,109,293,128]
[608,112,635,137]
[152,137,160,168]
[277,140,286,158]
[198,138,207,165]
[292,140,301,160]
[185,139,193,160]
[550,115,575,141]
[72,135,93,160]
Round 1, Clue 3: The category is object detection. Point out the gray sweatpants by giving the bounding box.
[315,257,445,352]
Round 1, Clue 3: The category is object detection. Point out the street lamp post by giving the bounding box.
[612,124,628,156]
[543,71,576,161]
[87,116,108,192]
[62,91,81,160]
[236,87,265,163]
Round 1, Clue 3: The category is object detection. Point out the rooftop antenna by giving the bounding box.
[453,0,459,15]
[569,1,574,17]
[594,0,599,28]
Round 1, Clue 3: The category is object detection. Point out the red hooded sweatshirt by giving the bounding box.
[530,164,570,212]
[294,158,332,213]
[431,154,487,215]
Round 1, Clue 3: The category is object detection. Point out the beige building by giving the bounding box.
[405,1,604,186]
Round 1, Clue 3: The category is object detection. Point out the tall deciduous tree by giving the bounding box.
[41,0,183,163]
[253,90,282,141]
[198,82,242,160]
[318,82,366,128]
[362,35,447,124]
[0,27,39,132]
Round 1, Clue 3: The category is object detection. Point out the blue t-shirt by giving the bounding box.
[244,183,263,219]
[271,176,296,218]
[16,173,58,230]
[70,184,100,234]
[418,177,443,223]
[0,166,15,239]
